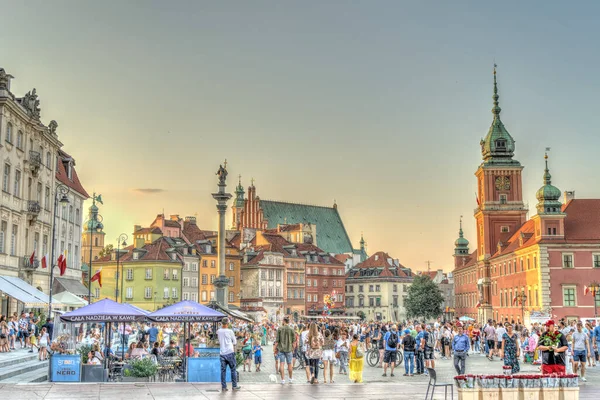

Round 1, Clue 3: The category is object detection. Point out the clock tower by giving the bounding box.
[474,66,528,261]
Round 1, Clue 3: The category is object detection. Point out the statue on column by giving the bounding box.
[216,163,228,185]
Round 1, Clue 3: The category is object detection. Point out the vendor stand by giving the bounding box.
[56,298,148,382]
[146,300,225,383]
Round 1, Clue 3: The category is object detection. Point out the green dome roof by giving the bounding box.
[535,154,563,214]
[479,67,520,166]
[454,236,469,247]
[454,218,470,256]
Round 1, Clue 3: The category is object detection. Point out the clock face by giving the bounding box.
[495,176,510,191]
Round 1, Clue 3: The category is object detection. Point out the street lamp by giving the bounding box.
[87,213,103,301]
[116,233,128,302]
[589,281,599,318]
[48,184,70,319]
[514,291,528,323]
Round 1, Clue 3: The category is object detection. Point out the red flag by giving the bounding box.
[29,250,35,265]
[476,193,480,206]
[584,286,590,296]
[476,301,481,308]
[58,250,67,276]
[41,253,48,269]
[513,296,518,305]
[91,268,102,288]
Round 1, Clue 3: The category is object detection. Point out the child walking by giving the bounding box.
[253,341,263,372]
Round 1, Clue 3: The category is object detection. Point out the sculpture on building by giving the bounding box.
[48,120,58,135]
[20,88,41,119]
[0,68,14,90]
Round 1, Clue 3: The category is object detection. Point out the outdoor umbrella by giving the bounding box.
[60,298,148,322]
[146,300,225,323]
[459,316,475,322]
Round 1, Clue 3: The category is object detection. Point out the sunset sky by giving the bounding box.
[2,1,600,271]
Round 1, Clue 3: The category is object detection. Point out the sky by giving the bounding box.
[2,1,600,272]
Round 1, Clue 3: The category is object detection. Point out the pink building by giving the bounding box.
[454,68,600,324]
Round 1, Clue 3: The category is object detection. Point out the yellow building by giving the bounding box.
[92,236,183,310]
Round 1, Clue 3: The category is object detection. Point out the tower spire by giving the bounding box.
[543,149,551,185]
[492,64,501,118]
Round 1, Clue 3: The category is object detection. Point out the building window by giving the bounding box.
[192,263,198,271]
[210,260,215,268]
[13,170,21,197]
[191,277,197,287]
[202,260,207,267]
[163,287,169,299]
[499,194,507,204]
[229,291,234,302]
[0,221,6,253]
[16,130,23,149]
[46,152,51,169]
[172,270,178,280]
[5,123,13,143]
[202,274,207,285]
[375,285,380,292]
[229,262,234,271]
[94,288,100,298]
[562,286,576,307]
[562,254,573,268]
[45,187,50,210]
[276,270,282,281]
[307,280,311,287]
[210,275,215,284]
[201,291,207,301]
[10,225,17,256]
[210,291,215,300]
[359,285,363,293]
[68,205,73,222]
[126,269,133,280]
[501,226,509,233]
[163,269,170,279]
[2,164,10,193]
[172,288,178,298]
[126,287,133,299]
[183,277,189,287]
[313,279,317,287]
[191,293,197,302]
[145,287,152,299]
[145,268,152,279]
[183,292,189,301]
[593,254,600,268]
[75,208,80,225]
[228,277,234,287]
[369,285,373,292]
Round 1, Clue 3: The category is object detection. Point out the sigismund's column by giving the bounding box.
[212,161,232,307]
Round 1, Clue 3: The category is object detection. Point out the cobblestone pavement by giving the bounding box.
[1,346,598,399]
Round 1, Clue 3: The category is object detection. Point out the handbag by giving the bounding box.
[335,352,340,359]
[355,344,364,358]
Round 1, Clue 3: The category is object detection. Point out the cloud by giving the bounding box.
[132,188,165,194]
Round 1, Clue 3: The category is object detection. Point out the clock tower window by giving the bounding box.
[499,194,507,204]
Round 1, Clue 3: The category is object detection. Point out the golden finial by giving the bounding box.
[224,159,228,168]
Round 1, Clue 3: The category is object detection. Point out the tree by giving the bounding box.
[98,244,114,258]
[404,275,444,321]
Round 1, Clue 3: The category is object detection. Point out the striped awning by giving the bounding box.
[0,276,51,307]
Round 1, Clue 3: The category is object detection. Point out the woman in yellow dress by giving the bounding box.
[349,334,364,383]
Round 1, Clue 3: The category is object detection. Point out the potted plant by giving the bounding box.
[78,344,92,364]
[123,358,158,382]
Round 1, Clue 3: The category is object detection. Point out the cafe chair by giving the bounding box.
[425,368,453,400]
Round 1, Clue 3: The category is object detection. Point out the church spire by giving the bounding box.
[492,64,502,118]
[454,215,469,256]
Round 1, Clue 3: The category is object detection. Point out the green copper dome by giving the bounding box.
[480,67,520,166]
[535,154,563,214]
[234,175,245,208]
[454,218,470,256]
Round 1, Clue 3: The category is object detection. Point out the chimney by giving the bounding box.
[135,237,145,249]
[387,258,393,265]
[134,225,141,232]
[563,191,575,204]
[170,214,179,221]
[185,216,196,225]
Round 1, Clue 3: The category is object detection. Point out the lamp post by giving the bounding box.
[48,184,70,319]
[116,233,128,302]
[515,290,528,324]
[589,281,599,318]
[87,212,103,301]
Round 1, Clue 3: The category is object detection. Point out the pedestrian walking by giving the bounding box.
[572,322,591,381]
[306,323,324,384]
[349,333,364,383]
[275,317,296,385]
[401,329,416,376]
[452,325,470,375]
[217,318,241,392]
[500,324,520,373]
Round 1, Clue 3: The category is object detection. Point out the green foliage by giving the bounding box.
[405,275,444,321]
[125,358,157,378]
[357,311,366,321]
[98,244,114,259]
[78,345,92,364]
[235,350,244,368]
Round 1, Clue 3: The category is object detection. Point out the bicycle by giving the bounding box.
[367,347,403,367]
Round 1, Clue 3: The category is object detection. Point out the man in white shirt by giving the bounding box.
[217,318,241,392]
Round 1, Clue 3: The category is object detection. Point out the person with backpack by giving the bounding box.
[415,325,425,375]
[382,324,399,377]
[401,328,416,376]
[424,325,436,372]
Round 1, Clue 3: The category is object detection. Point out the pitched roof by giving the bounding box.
[278,224,301,232]
[260,233,296,255]
[98,237,179,263]
[55,150,89,198]
[259,200,353,254]
[182,220,206,244]
[164,220,181,228]
[563,199,600,242]
[135,227,162,235]
[334,254,351,263]
[347,251,412,279]
[296,243,345,265]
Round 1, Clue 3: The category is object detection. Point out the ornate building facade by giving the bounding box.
[0,68,87,315]
[454,68,600,323]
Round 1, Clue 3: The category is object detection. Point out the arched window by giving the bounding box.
[94,237,98,247]
[46,152,51,169]
[17,130,23,149]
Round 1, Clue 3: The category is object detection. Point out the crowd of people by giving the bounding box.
[0,312,53,361]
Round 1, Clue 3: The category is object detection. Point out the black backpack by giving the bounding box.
[387,332,398,348]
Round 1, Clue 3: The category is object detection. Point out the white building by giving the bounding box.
[0,67,88,315]
[345,251,414,322]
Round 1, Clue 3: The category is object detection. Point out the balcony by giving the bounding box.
[27,200,41,221]
[28,151,42,176]
[22,256,40,269]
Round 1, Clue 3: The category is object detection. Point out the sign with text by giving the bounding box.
[51,354,81,382]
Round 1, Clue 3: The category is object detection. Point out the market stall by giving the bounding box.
[146,300,225,383]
